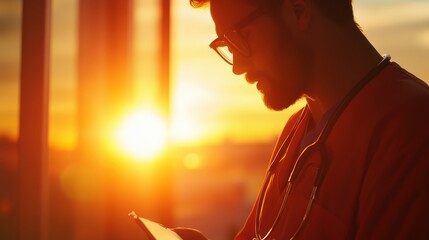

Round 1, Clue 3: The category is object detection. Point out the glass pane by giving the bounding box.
[49,0,78,239]
[0,0,21,239]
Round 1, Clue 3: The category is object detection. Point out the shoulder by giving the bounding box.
[372,62,429,131]
[339,61,429,131]
[376,62,429,102]
[354,63,429,239]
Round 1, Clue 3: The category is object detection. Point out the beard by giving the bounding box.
[245,55,307,112]
[245,24,311,111]
[262,75,304,111]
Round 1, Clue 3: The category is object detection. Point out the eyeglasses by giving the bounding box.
[209,1,283,65]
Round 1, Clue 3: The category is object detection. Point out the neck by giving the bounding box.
[305,25,382,123]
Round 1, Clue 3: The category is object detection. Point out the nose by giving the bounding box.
[232,53,250,75]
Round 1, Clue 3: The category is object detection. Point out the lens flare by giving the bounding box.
[117,109,167,161]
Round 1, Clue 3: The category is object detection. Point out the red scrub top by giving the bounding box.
[235,62,429,240]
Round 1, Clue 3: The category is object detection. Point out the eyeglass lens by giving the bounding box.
[213,30,250,65]
[216,45,233,64]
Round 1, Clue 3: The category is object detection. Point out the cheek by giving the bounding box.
[246,18,282,64]
[277,29,312,84]
[248,20,311,89]
[247,38,281,82]
[250,21,300,72]
[270,36,310,101]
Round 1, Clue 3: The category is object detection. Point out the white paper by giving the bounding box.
[139,218,182,240]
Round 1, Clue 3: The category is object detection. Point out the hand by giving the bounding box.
[172,227,209,240]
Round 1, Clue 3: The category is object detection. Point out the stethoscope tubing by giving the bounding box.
[254,55,392,240]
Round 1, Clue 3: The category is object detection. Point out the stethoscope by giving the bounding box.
[253,55,392,240]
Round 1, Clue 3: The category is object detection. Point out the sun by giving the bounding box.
[117,109,167,161]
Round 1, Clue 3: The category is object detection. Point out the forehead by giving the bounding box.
[210,0,258,35]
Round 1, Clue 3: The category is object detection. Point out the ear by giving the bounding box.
[289,0,312,30]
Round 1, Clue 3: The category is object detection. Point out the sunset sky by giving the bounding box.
[0,0,428,150]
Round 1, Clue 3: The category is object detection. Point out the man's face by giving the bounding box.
[210,0,311,111]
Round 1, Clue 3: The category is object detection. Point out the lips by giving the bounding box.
[245,73,257,84]
[256,81,263,92]
[245,71,265,84]
[246,72,266,92]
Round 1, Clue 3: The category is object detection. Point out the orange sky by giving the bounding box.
[0,0,428,150]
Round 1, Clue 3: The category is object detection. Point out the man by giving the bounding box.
[176,0,429,239]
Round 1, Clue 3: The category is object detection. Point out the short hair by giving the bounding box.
[189,0,355,25]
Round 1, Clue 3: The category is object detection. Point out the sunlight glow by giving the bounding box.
[117,109,167,161]
[183,153,202,170]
